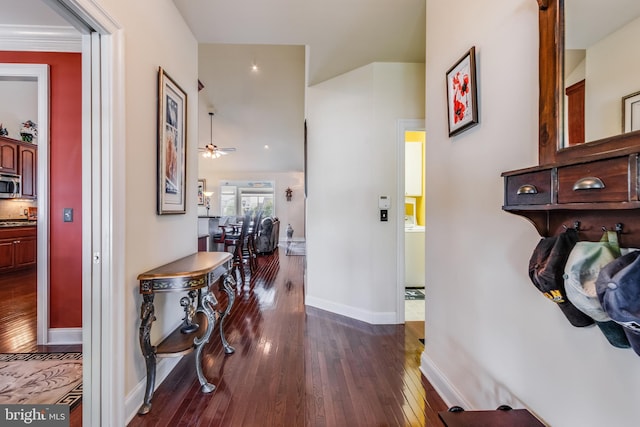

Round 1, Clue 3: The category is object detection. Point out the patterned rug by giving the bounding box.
[0,352,82,409]
[405,288,425,300]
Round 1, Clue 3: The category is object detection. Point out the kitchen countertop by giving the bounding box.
[0,220,37,228]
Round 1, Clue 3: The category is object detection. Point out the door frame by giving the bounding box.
[396,119,425,323]
[44,0,124,424]
[0,63,49,344]
[1,1,124,423]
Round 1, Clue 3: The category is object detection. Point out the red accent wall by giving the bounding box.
[0,51,82,328]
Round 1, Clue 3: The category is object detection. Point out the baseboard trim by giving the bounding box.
[47,327,82,344]
[420,351,472,410]
[125,356,182,424]
[305,295,397,325]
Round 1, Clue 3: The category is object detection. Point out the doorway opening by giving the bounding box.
[396,119,425,324]
[0,63,49,349]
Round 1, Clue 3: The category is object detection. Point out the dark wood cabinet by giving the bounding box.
[18,144,36,198]
[197,235,208,251]
[0,226,37,271]
[0,139,18,174]
[503,152,640,246]
[0,136,37,199]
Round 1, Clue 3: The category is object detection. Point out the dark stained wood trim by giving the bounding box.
[538,0,562,165]
[537,0,640,166]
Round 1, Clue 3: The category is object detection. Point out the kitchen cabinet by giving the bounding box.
[0,138,18,174]
[0,226,36,271]
[18,144,36,198]
[0,136,37,198]
[405,142,423,196]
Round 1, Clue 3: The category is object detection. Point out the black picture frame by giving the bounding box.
[157,67,187,214]
[446,46,478,137]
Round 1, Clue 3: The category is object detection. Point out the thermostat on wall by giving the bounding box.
[378,196,390,209]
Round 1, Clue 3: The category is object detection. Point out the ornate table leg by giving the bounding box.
[194,287,217,393]
[218,273,236,354]
[138,293,156,415]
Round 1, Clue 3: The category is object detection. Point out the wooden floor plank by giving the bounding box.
[0,251,448,427]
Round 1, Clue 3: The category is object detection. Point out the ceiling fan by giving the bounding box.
[199,112,236,158]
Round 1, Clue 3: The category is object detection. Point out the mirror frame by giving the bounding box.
[538,0,640,166]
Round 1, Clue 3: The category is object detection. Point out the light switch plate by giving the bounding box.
[63,208,73,222]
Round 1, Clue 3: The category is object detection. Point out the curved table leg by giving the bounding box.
[194,288,218,393]
[218,273,236,354]
[138,294,156,414]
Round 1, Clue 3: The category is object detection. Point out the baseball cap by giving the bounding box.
[528,229,594,327]
[564,238,629,348]
[596,250,640,356]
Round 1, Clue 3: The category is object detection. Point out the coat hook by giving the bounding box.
[615,223,624,234]
[563,221,581,231]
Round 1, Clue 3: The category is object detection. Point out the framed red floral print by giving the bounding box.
[446,46,478,137]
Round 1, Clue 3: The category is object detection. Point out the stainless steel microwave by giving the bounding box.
[0,173,21,198]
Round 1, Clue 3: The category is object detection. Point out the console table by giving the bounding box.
[137,252,235,415]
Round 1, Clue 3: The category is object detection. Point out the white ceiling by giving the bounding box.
[4,1,640,83]
[565,0,640,49]
[0,0,68,26]
[172,0,426,85]
[4,0,426,86]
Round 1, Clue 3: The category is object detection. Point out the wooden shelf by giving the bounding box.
[502,151,640,245]
[156,312,208,357]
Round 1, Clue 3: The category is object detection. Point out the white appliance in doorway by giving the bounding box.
[405,225,425,287]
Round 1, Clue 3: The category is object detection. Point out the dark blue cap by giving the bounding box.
[596,250,640,356]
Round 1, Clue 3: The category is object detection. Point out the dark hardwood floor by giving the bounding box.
[128,247,448,426]
[0,266,82,426]
[1,249,446,427]
[0,267,81,354]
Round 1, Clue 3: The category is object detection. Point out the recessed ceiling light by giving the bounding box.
[264,145,269,149]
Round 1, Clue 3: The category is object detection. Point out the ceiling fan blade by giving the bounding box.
[218,147,236,152]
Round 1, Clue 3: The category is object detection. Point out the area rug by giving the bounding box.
[0,352,82,409]
[405,288,425,300]
[286,241,306,256]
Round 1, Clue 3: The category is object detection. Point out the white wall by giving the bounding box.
[196,43,305,238]
[197,43,305,173]
[585,15,640,141]
[0,79,37,138]
[306,62,424,323]
[98,0,200,411]
[424,1,640,426]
